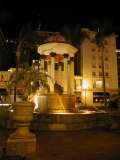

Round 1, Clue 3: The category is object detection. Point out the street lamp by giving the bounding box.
[82,80,89,107]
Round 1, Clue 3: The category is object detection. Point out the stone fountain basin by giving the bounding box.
[31,112,114,131]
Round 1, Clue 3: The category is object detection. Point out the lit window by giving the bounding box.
[82,80,89,89]
[75,79,82,91]
[96,81,103,88]
[106,82,109,88]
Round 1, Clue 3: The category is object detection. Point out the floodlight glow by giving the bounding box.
[82,80,89,89]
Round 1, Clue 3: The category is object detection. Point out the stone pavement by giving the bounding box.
[35,129,120,160]
[1,129,120,160]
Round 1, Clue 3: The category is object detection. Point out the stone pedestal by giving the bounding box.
[6,101,36,157]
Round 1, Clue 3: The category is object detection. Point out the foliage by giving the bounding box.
[108,100,119,111]
[16,22,42,67]
[94,18,113,46]
[7,23,51,101]
[94,18,114,108]
[7,64,50,101]
[61,24,89,75]
[61,24,89,48]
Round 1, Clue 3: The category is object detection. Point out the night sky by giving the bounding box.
[0,8,99,36]
[0,5,120,70]
[0,6,120,47]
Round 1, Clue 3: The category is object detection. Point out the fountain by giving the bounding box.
[35,33,78,114]
[34,92,76,114]
[6,32,78,157]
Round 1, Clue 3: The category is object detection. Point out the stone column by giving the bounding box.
[70,57,75,94]
[40,55,46,71]
[67,60,70,94]
[63,54,69,94]
[47,59,51,92]
[58,62,63,87]
[54,62,59,82]
[50,52,56,93]
[47,59,51,75]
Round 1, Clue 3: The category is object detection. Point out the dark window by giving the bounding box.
[105,72,109,77]
[76,96,81,103]
[61,63,64,71]
[92,48,96,52]
[99,72,102,76]
[105,57,108,61]
[93,92,110,103]
[44,61,47,70]
[92,72,96,76]
[55,63,59,70]
[92,65,96,68]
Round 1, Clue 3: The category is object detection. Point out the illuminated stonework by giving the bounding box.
[75,28,118,107]
[0,29,119,109]
[37,33,77,95]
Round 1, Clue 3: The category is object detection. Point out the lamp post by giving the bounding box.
[84,88,87,107]
[82,80,89,107]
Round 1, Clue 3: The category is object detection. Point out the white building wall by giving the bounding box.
[77,29,118,107]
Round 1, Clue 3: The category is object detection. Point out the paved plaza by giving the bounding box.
[1,129,120,160]
[35,130,120,160]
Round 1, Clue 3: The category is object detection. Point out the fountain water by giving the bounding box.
[33,90,76,114]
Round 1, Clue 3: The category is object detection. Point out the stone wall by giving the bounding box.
[31,113,113,131]
[1,111,120,131]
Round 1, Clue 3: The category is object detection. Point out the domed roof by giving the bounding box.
[38,33,78,57]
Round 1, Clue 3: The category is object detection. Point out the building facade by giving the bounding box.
[116,49,120,92]
[75,29,118,107]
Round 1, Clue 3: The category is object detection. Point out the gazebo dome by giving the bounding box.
[38,33,78,57]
